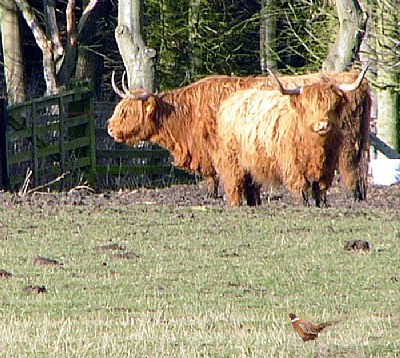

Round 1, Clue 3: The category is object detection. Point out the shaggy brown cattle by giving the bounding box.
[107,70,370,202]
[213,70,367,206]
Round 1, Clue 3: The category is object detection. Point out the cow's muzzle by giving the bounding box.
[107,126,124,142]
[312,121,331,134]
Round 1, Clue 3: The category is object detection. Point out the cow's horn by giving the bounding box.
[121,71,130,94]
[111,71,127,98]
[113,71,152,101]
[267,68,302,95]
[337,65,369,92]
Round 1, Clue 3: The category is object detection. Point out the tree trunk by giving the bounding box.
[376,77,399,155]
[14,0,98,94]
[56,0,78,87]
[15,0,59,95]
[259,0,277,73]
[188,0,202,80]
[376,1,399,155]
[0,0,25,104]
[75,0,106,98]
[43,0,63,65]
[323,0,367,70]
[115,0,156,91]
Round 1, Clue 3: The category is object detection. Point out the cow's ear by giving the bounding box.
[144,96,157,117]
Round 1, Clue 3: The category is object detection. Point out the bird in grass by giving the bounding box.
[289,313,339,342]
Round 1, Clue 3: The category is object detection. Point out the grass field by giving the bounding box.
[0,197,399,357]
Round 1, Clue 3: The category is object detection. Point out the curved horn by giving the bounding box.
[337,65,369,92]
[112,71,152,101]
[120,72,150,100]
[267,68,302,95]
[111,71,127,98]
[121,71,130,94]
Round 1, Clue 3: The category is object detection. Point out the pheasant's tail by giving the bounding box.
[317,319,341,331]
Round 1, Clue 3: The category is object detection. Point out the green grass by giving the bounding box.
[0,200,399,357]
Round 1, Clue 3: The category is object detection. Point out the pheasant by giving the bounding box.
[289,313,339,342]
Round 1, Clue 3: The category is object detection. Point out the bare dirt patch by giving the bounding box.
[0,178,399,210]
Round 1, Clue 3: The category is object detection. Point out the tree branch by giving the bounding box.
[323,0,368,70]
[57,0,99,86]
[77,0,99,39]
[56,0,77,85]
[14,0,58,94]
[44,0,63,61]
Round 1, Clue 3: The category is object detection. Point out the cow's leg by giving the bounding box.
[205,175,220,198]
[354,177,367,201]
[214,152,245,206]
[310,181,330,208]
[244,174,262,206]
[301,189,310,207]
[225,183,244,206]
[254,183,262,206]
[319,182,329,207]
[286,176,310,206]
[311,181,321,208]
[338,150,368,201]
[338,125,369,201]
[295,180,312,207]
[221,169,245,206]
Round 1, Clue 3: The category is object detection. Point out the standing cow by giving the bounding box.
[107,70,370,203]
[213,69,367,206]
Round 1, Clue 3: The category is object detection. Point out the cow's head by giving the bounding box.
[267,67,368,135]
[107,72,159,145]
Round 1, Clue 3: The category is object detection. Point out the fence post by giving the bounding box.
[59,95,67,191]
[0,99,10,190]
[86,94,97,187]
[68,91,96,187]
[31,102,39,187]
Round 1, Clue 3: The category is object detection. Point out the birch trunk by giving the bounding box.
[188,0,202,80]
[376,1,399,155]
[115,0,155,91]
[323,0,367,70]
[0,0,25,103]
[260,0,277,73]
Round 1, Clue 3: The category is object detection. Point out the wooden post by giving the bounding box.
[0,99,10,190]
[31,102,39,187]
[59,96,66,191]
[86,94,97,188]
[67,90,95,186]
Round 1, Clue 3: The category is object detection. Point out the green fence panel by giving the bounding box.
[3,89,96,191]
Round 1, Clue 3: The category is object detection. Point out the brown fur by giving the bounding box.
[214,84,347,206]
[107,72,370,200]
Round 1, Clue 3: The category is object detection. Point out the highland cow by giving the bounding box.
[213,69,367,207]
[107,70,370,202]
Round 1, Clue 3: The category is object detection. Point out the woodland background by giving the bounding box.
[0,0,399,152]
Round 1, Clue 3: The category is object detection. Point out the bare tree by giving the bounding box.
[115,0,156,91]
[75,0,108,98]
[13,0,99,95]
[188,0,202,80]
[260,0,278,73]
[14,0,58,94]
[374,0,399,153]
[0,0,25,103]
[323,0,368,70]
